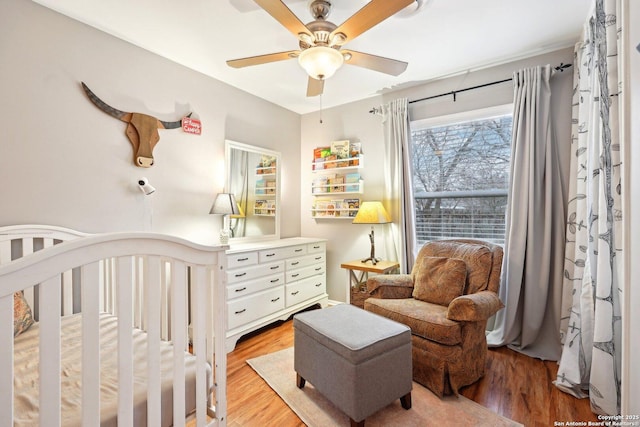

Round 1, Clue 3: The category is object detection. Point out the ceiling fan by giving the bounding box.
[227,0,413,97]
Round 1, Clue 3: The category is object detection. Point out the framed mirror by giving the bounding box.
[225,140,281,242]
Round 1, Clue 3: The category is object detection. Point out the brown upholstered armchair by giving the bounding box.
[363,239,504,397]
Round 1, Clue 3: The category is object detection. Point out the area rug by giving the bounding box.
[247,347,522,427]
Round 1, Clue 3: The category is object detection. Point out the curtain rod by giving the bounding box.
[369,62,572,114]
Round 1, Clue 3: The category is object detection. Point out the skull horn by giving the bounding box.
[81,82,129,121]
[159,112,192,129]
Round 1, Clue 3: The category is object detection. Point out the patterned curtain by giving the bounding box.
[554,0,623,415]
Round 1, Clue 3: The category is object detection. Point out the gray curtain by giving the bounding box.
[554,0,623,415]
[486,65,567,360]
[381,98,417,273]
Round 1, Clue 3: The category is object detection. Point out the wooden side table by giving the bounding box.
[340,260,400,308]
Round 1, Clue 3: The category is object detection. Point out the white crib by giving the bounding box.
[0,225,227,427]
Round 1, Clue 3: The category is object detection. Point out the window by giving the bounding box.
[410,105,512,245]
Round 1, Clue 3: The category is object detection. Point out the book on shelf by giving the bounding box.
[345,172,360,192]
[350,142,362,157]
[254,200,268,215]
[331,140,350,159]
[329,175,345,193]
[344,198,360,217]
[312,176,328,194]
[349,142,362,166]
[266,200,276,214]
[313,146,331,170]
[255,179,266,195]
[314,146,331,160]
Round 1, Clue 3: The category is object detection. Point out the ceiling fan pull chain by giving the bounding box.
[319,93,323,124]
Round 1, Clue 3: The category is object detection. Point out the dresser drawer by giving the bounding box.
[259,244,307,262]
[227,273,285,300]
[286,263,325,282]
[307,241,326,254]
[286,253,325,270]
[227,286,285,330]
[227,251,258,269]
[227,261,285,284]
[286,276,326,307]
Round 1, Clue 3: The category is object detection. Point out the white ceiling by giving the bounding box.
[33,0,592,115]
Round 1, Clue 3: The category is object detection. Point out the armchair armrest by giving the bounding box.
[446,290,504,322]
[366,274,414,299]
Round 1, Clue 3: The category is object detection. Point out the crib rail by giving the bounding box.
[0,229,227,427]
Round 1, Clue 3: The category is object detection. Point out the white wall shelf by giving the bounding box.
[311,150,363,220]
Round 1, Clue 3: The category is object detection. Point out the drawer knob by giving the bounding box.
[270,278,280,283]
[235,272,247,277]
[315,283,322,287]
[295,249,303,252]
[238,257,249,262]
[234,309,246,314]
[266,253,275,257]
[270,265,280,270]
[271,297,280,303]
[315,257,322,260]
[291,291,300,296]
[292,273,299,278]
[315,267,321,271]
[235,287,247,292]
[291,261,299,266]
[313,245,320,249]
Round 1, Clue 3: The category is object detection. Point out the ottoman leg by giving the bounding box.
[400,392,412,410]
[296,373,306,389]
[350,419,365,427]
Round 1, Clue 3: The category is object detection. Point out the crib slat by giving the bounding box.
[146,256,162,427]
[134,256,144,330]
[161,261,170,341]
[214,259,228,425]
[117,256,134,427]
[171,261,187,427]
[22,239,35,310]
[192,265,207,426]
[0,295,13,427]
[39,275,61,427]
[81,261,101,426]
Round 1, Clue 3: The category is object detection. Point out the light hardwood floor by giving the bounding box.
[226,317,598,427]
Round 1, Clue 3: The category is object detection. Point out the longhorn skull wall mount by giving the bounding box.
[81,82,190,167]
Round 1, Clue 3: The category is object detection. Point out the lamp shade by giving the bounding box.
[210,193,240,215]
[352,201,391,224]
[298,46,344,80]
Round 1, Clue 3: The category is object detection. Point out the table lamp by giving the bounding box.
[352,201,391,265]
[210,193,240,244]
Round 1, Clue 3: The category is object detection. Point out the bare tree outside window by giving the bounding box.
[411,114,512,244]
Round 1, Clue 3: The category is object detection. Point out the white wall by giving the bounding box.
[301,48,575,303]
[0,0,301,245]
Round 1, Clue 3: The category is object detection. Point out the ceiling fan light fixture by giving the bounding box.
[329,32,347,47]
[298,46,344,80]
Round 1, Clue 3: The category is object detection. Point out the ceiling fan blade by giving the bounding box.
[306,77,324,97]
[342,50,408,76]
[330,0,414,45]
[226,50,299,68]
[254,0,313,41]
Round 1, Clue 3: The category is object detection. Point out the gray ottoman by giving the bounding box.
[293,304,412,427]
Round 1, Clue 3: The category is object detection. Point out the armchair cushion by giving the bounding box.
[446,290,505,322]
[364,298,462,346]
[417,241,493,294]
[412,256,467,306]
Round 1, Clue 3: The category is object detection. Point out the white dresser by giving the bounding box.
[225,237,328,352]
